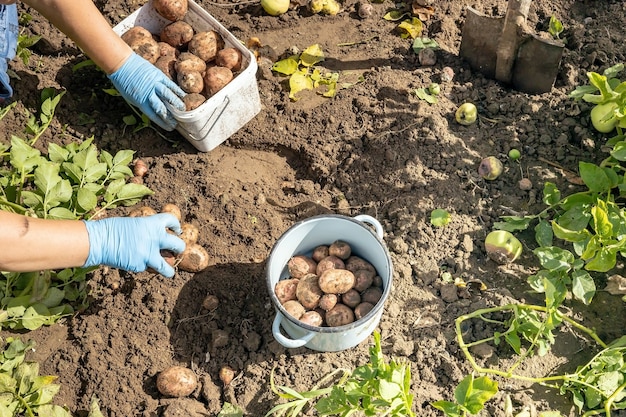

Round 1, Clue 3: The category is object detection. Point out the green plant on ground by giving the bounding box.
[15,13,42,67]
[548,16,564,40]
[0,90,153,330]
[431,374,498,417]
[434,67,626,416]
[265,331,415,417]
[0,337,104,417]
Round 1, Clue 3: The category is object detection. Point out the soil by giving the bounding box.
[2,0,626,416]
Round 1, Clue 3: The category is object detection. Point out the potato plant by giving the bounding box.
[0,93,153,330]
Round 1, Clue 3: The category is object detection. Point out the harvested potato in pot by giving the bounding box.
[160,21,194,48]
[287,255,317,279]
[274,278,299,304]
[204,66,233,96]
[158,41,179,58]
[345,255,376,273]
[183,93,206,111]
[121,26,153,45]
[311,245,329,262]
[354,302,374,320]
[353,269,375,292]
[188,30,224,62]
[340,288,361,308]
[316,255,344,275]
[283,300,305,320]
[295,273,323,310]
[175,52,207,74]
[153,0,188,21]
[325,303,355,327]
[215,47,243,72]
[299,310,323,327]
[318,269,355,294]
[178,70,204,94]
[329,240,352,260]
[318,293,337,311]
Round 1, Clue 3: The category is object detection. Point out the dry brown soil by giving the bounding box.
[2,0,626,416]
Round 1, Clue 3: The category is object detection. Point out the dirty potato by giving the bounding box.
[188,30,224,62]
[215,47,243,71]
[315,255,345,275]
[122,26,159,64]
[177,70,204,94]
[154,55,177,79]
[287,255,317,279]
[203,66,233,96]
[274,278,299,304]
[318,269,355,294]
[329,240,352,260]
[318,293,338,311]
[283,300,306,320]
[354,302,375,320]
[299,310,323,327]
[325,303,355,327]
[353,269,376,292]
[345,255,376,273]
[160,21,194,48]
[295,273,323,310]
[311,245,329,262]
[153,0,188,21]
[361,286,383,305]
[175,52,207,74]
[183,93,206,111]
[340,289,361,308]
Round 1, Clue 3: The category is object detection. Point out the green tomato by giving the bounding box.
[261,0,290,15]
[590,102,618,133]
[428,83,441,96]
[508,149,521,161]
[455,102,477,125]
[484,230,522,264]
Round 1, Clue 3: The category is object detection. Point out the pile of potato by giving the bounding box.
[274,241,384,328]
[121,0,244,111]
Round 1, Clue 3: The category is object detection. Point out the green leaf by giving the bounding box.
[591,203,613,237]
[21,304,50,330]
[217,402,244,417]
[383,10,410,21]
[300,44,325,67]
[430,400,461,417]
[552,221,591,242]
[542,182,561,206]
[289,70,314,101]
[379,380,401,401]
[76,188,98,212]
[579,162,613,192]
[585,247,617,272]
[494,215,533,232]
[272,57,299,76]
[114,183,154,205]
[9,136,41,173]
[534,246,575,271]
[47,207,77,220]
[535,220,553,247]
[430,209,450,226]
[47,143,70,163]
[557,204,592,231]
[412,37,439,54]
[87,395,105,417]
[571,270,595,305]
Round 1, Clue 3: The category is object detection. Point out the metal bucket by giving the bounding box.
[267,214,393,352]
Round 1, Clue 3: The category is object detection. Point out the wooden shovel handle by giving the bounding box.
[495,0,531,83]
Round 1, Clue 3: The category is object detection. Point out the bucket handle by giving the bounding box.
[353,215,384,239]
[272,314,315,348]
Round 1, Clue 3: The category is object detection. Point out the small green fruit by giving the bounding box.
[478,156,503,180]
[485,230,522,264]
[455,102,477,125]
[508,149,521,161]
[428,83,441,96]
[261,0,290,16]
[590,102,618,133]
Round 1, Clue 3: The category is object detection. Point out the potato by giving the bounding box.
[316,255,345,275]
[340,289,361,308]
[161,203,182,222]
[318,293,337,311]
[203,66,233,96]
[353,269,375,292]
[282,300,305,320]
[373,275,384,288]
[128,206,157,217]
[287,255,317,279]
[155,55,177,79]
[177,70,204,94]
[311,245,329,262]
[178,243,210,272]
[299,310,323,327]
[354,302,375,320]
[183,93,206,111]
[175,52,207,74]
[160,21,194,48]
[325,303,355,327]
[188,30,224,62]
[274,278,299,304]
[345,255,376,273]
[215,47,243,72]
[160,249,177,268]
[329,240,352,260]
[122,27,160,64]
[318,269,355,294]
[180,223,199,245]
[153,0,188,21]
[133,158,149,177]
[296,273,323,310]
[219,366,235,386]
[156,366,197,397]
[158,41,179,58]
[361,286,383,305]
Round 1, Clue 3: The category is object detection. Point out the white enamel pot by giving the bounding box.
[267,214,393,352]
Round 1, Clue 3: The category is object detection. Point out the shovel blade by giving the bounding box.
[511,34,565,94]
[459,7,504,79]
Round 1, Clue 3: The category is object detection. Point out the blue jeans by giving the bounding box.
[0,3,18,100]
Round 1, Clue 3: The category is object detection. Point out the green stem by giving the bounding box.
[0,198,28,213]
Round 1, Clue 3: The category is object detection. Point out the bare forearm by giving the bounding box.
[23,0,132,73]
[0,211,90,272]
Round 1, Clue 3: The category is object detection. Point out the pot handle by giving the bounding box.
[272,314,315,349]
[353,215,384,239]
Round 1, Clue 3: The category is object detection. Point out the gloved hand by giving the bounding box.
[83,213,186,278]
[107,52,186,131]
[0,3,18,101]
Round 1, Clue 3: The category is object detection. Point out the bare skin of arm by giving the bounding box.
[5,0,132,74]
[0,211,90,272]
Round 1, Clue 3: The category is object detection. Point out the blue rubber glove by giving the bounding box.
[107,52,186,131]
[0,3,18,101]
[83,213,186,278]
